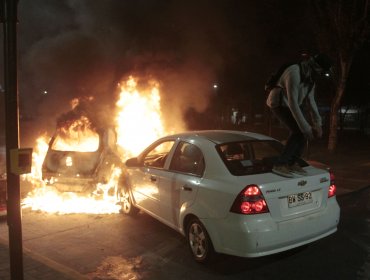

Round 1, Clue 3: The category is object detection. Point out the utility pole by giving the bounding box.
[1,0,24,279]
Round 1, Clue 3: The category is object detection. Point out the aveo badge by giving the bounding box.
[298,180,307,187]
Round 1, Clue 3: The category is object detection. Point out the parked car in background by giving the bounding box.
[119,130,340,263]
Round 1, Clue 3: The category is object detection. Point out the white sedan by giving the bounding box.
[119,130,340,263]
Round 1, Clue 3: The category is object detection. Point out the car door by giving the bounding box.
[129,140,175,217]
[159,141,204,228]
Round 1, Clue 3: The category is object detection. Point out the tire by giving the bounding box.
[186,217,215,263]
[118,187,139,216]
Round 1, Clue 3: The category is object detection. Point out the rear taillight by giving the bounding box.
[230,184,269,215]
[328,170,336,198]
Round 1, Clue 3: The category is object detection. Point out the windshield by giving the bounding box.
[217,140,291,176]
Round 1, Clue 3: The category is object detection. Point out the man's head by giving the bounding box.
[312,53,333,77]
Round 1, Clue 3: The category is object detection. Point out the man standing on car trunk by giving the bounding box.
[266,53,333,178]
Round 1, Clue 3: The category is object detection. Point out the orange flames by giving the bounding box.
[115,76,165,158]
[51,115,100,152]
[22,76,175,214]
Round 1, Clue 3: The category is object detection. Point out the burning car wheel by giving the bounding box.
[118,188,139,216]
[186,217,215,263]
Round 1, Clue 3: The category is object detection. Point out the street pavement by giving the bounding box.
[0,131,369,279]
[0,238,86,279]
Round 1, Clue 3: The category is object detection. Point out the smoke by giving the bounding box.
[18,0,232,139]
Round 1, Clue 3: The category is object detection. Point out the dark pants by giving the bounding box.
[271,106,305,166]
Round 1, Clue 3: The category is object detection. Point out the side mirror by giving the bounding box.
[125,157,140,167]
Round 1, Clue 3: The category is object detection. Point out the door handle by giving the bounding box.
[182,185,192,191]
[150,175,157,182]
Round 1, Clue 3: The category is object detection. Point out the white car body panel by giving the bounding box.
[128,167,161,216]
[158,172,200,228]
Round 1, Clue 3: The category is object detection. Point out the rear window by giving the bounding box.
[51,130,100,152]
[217,140,284,176]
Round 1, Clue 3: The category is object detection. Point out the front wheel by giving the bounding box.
[118,187,139,216]
[186,217,215,263]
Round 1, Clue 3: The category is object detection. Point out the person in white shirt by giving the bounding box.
[266,53,333,177]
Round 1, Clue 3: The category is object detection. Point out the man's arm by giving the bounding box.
[307,89,323,138]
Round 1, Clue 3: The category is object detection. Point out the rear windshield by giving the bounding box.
[51,131,100,152]
[217,140,285,176]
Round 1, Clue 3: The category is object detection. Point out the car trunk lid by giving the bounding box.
[257,166,331,221]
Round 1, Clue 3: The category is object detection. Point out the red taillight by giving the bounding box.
[230,184,269,215]
[328,170,336,197]
[328,185,336,197]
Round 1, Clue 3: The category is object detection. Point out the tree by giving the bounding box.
[310,0,370,152]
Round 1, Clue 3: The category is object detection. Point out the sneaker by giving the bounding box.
[289,163,307,175]
[272,164,294,178]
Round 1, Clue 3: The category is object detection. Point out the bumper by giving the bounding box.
[43,174,95,192]
[201,198,340,258]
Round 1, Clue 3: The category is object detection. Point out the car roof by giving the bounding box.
[165,130,276,144]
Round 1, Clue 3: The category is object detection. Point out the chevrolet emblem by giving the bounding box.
[298,180,307,186]
[320,177,329,183]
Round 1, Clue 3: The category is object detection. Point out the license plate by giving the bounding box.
[288,192,312,208]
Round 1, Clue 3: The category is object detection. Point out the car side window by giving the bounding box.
[169,142,205,176]
[143,140,175,169]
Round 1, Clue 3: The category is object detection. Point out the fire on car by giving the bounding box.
[21,76,181,214]
[41,124,122,194]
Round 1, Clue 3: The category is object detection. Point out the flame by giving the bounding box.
[22,167,122,214]
[22,134,49,187]
[115,76,165,158]
[22,75,174,215]
[52,116,99,152]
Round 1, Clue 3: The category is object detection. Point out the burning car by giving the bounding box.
[23,78,175,214]
[42,126,123,193]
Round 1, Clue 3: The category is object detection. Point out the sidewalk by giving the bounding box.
[0,235,86,280]
[0,130,369,279]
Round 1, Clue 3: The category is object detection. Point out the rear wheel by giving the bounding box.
[118,187,139,216]
[186,217,215,263]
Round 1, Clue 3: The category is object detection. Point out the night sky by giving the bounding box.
[0,0,368,142]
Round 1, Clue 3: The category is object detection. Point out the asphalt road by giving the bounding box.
[0,187,369,280]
